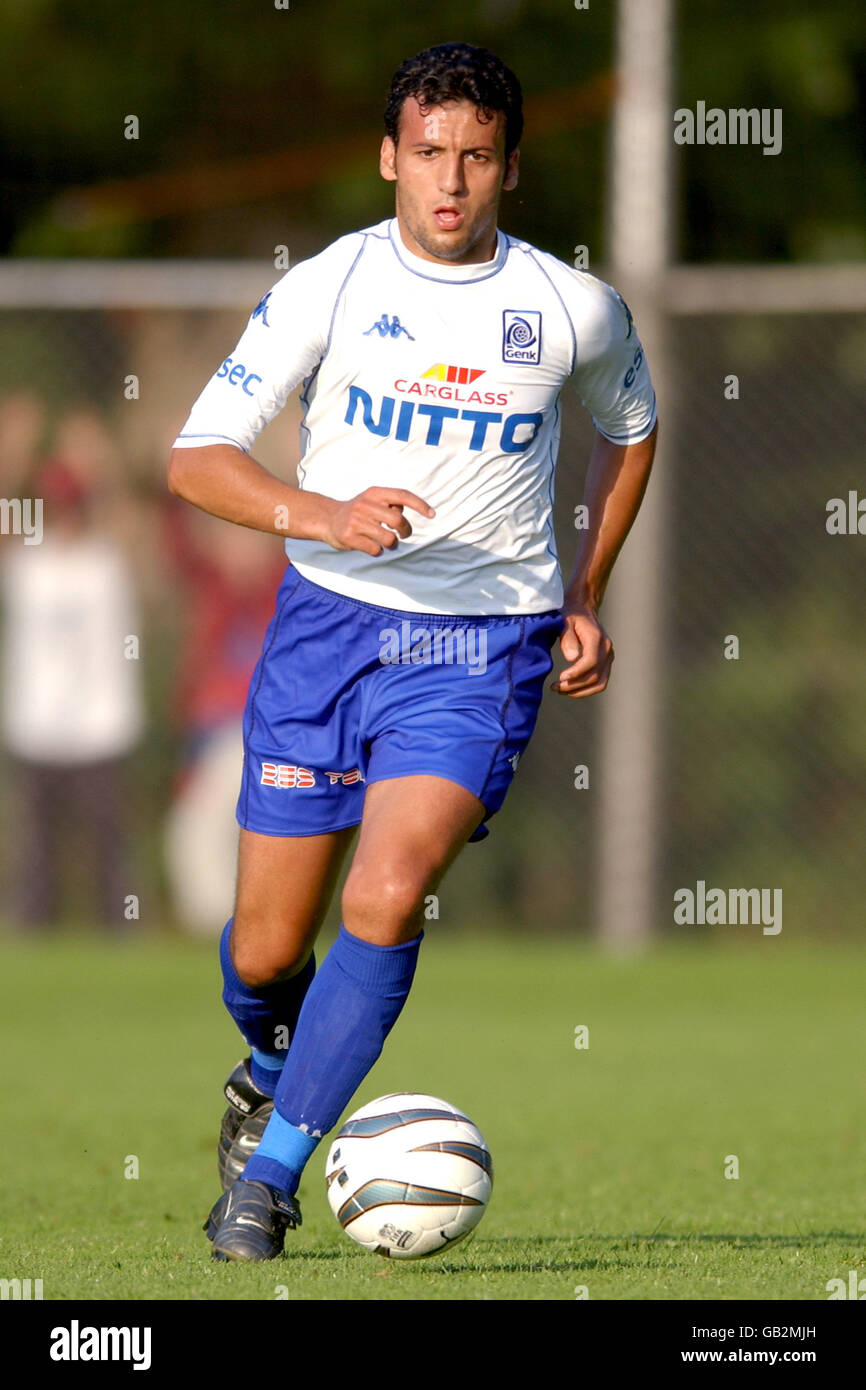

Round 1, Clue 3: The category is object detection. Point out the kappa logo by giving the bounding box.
[502,310,542,365]
[364,313,415,340]
[251,291,272,327]
[261,762,316,789]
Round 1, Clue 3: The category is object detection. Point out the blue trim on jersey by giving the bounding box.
[297,362,322,485]
[323,237,368,358]
[290,233,367,492]
[542,400,560,573]
[525,248,577,376]
[594,392,658,444]
[175,432,248,449]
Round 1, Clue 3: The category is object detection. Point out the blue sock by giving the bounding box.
[242,924,423,1194]
[249,1048,284,1093]
[219,920,316,1097]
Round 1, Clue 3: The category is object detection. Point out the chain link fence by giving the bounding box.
[1,280,864,936]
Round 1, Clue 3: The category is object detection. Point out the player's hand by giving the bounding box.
[551,606,613,698]
[321,487,435,556]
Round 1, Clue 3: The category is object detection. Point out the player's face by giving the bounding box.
[380,97,519,265]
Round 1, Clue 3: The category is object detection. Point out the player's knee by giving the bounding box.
[233,950,308,989]
[342,865,428,934]
[230,926,310,988]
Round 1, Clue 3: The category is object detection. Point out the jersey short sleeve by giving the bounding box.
[538,259,657,445]
[571,276,656,443]
[172,233,365,453]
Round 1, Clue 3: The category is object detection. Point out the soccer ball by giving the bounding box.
[325,1092,493,1259]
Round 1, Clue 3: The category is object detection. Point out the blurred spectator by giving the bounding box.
[1,449,145,929]
[0,392,46,495]
[163,504,284,935]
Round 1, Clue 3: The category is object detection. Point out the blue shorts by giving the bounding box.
[236,567,563,843]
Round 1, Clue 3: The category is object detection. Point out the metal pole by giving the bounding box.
[597,0,673,948]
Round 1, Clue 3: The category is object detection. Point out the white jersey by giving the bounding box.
[174,218,656,615]
[1,536,144,764]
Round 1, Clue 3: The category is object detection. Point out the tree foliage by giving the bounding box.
[0,0,861,261]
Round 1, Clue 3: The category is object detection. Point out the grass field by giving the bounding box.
[0,929,863,1301]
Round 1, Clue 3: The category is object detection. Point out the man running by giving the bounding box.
[169,40,657,1261]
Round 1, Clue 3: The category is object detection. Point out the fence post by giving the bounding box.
[597,0,673,948]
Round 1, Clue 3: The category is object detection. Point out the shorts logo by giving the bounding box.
[502,310,542,365]
[260,762,316,788]
[325,769,363,786]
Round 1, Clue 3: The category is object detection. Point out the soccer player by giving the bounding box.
[169,41,657,1261]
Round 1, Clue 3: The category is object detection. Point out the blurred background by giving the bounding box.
[0,0,864,942]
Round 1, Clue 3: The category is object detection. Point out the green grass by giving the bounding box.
[0,929,863,1300]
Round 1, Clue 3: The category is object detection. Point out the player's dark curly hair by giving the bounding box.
[384,42,523,158]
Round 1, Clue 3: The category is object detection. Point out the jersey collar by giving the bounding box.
[388,219,509,283]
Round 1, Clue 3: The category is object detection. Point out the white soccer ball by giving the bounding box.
[325,1092,493,1259]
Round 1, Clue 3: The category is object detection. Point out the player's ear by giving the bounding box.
[379,136,397,183]
[502,147,519,193]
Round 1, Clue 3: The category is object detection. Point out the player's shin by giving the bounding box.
[241,923,423,1195]
[219,919,315,1093]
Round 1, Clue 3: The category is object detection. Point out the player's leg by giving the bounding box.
[221,823,357,1088]
[210,775,482,1260]
[213,565,367,1188]
[340,774,483,942]
[209,593,562,1258]
[215,824,356,1189]
[231,823,358,985]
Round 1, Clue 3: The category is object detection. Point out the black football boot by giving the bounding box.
[217,1058,275,1191]
[205,1179,302,1262]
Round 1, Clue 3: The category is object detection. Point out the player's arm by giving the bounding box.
[553,422,657,698]
[168,249,432,557]
[168,443,433,557]
[553,276,658,699]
